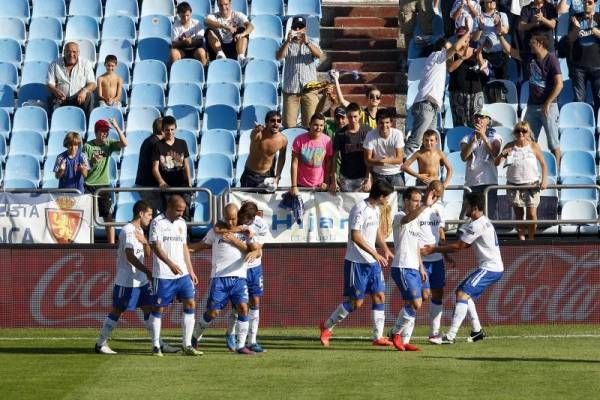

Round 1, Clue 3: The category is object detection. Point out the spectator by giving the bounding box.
[476,0,510,79]
[47,41,96,117]
[151,116,193,219]
[53,131,89,194]
[240,110,288,189]
[277,16,323,129]
[330,103,371,192]
[567,0,600,113]
[495,121,548,240]
[499,33,563,166]
[405,33,471,156]
[450,0,482,31]
[558,0,600,16]
[96,55,123,107]
[518,0,558,78]
[403,129,453,188]
[363,109,405,187]
[448,27,490,127]
[332,69,383,129]
[83,119,128,244]
[171,1,208,66]
[324,106,348,139]
[205,0,253,63]
[135,117,164,214]
[459,110,503,219]
[399,0,439,53]
[289,113,333,196]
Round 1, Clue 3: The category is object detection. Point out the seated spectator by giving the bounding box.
[363,109,405,187]
[557,0,600,16]
[277,16,323,129]
[403,129,453,188]
[475,0,510,79]
[289,113,333,196]
[451,0,482,31]
[97,55,123,107]
[47,41,96,117]
[518,0,558,78]
[205,0,253,63]
[54,131,89,194]
[332,69,382,129]
[135,117,164,214]
[171,1,208,66]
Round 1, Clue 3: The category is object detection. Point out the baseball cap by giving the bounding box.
[334,106,347,117]
[474,109,491,119]
[94,119,111,132]
[291,16,306,29]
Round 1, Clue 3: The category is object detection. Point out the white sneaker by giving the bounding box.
[94,344,117,354]
[216,51,226,59]
[160,342,181,353]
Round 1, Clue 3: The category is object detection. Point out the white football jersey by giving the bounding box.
[345,200,380,264]
[245,215,268,268]
[459,215,504,272]
[203,228,254,278]
[114,223,148,287]
[419,202,445,262]
[149,214,189,279]
[391,211,423,270]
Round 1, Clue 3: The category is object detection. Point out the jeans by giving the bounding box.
[571,66,600,115]
[406,100,438,156]
[372,172,404,188]
[524,103,560,151]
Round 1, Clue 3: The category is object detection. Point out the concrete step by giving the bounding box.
[342,94,396,108]
[337,71,400,85]
[323,26,399,39]
[332,38,397,50]
[331,61,398,72]
[323,6,399,24]
[338,83,401,95]
[333,16,398,28]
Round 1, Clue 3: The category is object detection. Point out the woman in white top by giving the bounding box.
[495,121,548,240]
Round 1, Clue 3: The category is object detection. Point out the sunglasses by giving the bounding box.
[269,118,282,123]
[368,94,381,100]
[515,129,528,134]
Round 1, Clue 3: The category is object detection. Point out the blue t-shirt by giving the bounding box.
[53,150,89,193]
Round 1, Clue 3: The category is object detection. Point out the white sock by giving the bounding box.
[236,318,249,350]
[150,313,161,348]
[226,309,238,336]
[393,306,416,344]
[402,319,415,344]
[182,311,195,347]
[372,309,385,340]
[97,316,118,346]
[192,314,212,341]
[325,303,351,330]
[430,301,443,336]
[467,299,482,332]
[248,308,260,345]
[447,301,469,340]
[217,50,226,58]
[143,316,165,348]
[238,54,246,62]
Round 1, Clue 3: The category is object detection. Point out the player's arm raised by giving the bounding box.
[150,241,183,275]
[401,190,437,224]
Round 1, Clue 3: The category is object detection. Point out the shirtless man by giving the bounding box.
[402,129,453,188]
[240,110,288,189]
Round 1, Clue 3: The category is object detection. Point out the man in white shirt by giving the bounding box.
[204,0,253,62]
[170,1,208,65]
[363,109,405,187]
[422,192,504,344]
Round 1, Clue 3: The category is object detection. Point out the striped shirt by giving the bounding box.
[281,40,320,94]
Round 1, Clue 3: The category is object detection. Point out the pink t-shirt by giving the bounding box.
[292,132,333,188]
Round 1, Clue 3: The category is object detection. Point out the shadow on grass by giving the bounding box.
[423,355,600,364]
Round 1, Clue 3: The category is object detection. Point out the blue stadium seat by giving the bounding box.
[138,15,173,42]
[3,178,39,189]
[50,106,86,136]
[485,103,517,128]
[283,127,306,148]
[559,127,596,156]
[559,102,595,131]
[25,39,59,64]
[485,79,519,110]
[231,0,249,14]
[197,153,234,184]
[541,150,558,179]
[96,61,131,91]
[247,37,280,62]
[234,153,248,184]
[0,134,6,163]
[119,154,140,183]
[250,15,283,41]
[170,59,205,89]
[178,129,199,161]
[166,105,201,133]
[0,62,18,91]
[32,0,66,24]
[132,60,168,90]
[141,0,176,19]
[102,16,136,46]
[20,61,51,86]
[0,17,26,46]
[239,104,271,136]
[493,126,513,146]
[130,83,166,112]
[126,106,161,133]
[560,151,596,179]
[167,82,203,111]
[560,176,598,206]
[42,155,59,189]
[117,191,143,205]
[69,0,103,23]
[244,58,279,88]
[447,151,467,179]
[87,106,124,137]
[9,131,45,162]
[0,39,22,69]
[407,57,427,85]
[0,108,10,140]
[99,39,134,69]
[242,81,278,109]
[287,0,322,18]
[205,82,241,111]
[191,194,212,236]
[444,126,471,153]
[560,199,599,234]
[187,0,212,17]
[237,131,251,156]
[0,84,15,114]
[136,38,171,65]
[29,17,64,46]
[202,104,238,132]
[46,131,68,159]
[207,58,242,89]
[250,0,284,17]
[200,129,236,161]
[70,39,97,63]
[17,83,48,109]
[195,177,230,196]
[65,16,100,46]
[123,131,152,157]
[114,201,136,223]
[13,106,49,138]
[105,0,140,23]
[0,0,29,25]
[406,82,419,110]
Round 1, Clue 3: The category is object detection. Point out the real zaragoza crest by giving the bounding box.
[46,196,83,244]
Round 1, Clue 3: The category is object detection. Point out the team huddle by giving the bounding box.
[95,181,503,356]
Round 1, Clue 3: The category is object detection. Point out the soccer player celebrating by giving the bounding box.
[189,203,260,355]
[148,195,201,356]
[389,187,437,352]
[319,179,395,347]
[422,192,503,344]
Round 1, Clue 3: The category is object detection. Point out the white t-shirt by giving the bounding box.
[414,48,448,109]
[203,228,254,278]
[149,214,189,279]
[461,130,502,187]
[115,223,148,287]
[245,215,268,268]
[391,211,424,270]
[172,18,205,44]
[205,11,249,44]
[363,128,405,175]
[459,215,504,272]
[345,200,380,264]
[419,202,445,262]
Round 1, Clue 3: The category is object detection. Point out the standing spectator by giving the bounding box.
[476,0,510,79]
[405,33,471,156]
[398,0,438,49]
[53,132,89,194]
[451,0,483,31]
[363,109,405,187]
[205,0,253,63]
[289,113,333,196]
[135,117,164,214]
[171,1,208,66]
[47,42,96,117]
[518,0,558,78]
[332,69,383,129]
[330,103,371,192]
[495,121,548,240]
[96,55,123,107]
[558,0,600,16]
[277,16,323,129]
[402,129,454,188]
[448,27,490,127]
[567,0,600,113]
[324,106,348,139]
[84,119,128,244]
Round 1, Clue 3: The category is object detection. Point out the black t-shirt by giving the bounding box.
[570,12,600,68]
[448,56,487,93]
[152,138,190,187]
[520,2,558,53]
[333,125,369,180]
[528,52,561,105]
[135,135,161,186]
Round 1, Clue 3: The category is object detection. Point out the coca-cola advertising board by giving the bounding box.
[1,243,599,328]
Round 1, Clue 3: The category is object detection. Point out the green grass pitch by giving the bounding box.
[1,325,600,400]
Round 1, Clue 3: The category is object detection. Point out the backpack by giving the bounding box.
[484,81,508,103]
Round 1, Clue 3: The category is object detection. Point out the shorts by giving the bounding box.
[112,283,154,311]
[154,275,195,307]
[339,175,365,192]
[458,268,503,300]
[240,167,274,188]
[179,44,205,58]
[206,276,249,311]
[343,260,385,300]
[85,184,113,218]
[507,181,540,208]
[391,267,423,301]
[246,265,264,297]
[422,259,445,290]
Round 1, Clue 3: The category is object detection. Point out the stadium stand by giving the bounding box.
[170,59,205,89]
[0,63,18,91]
